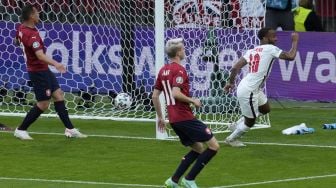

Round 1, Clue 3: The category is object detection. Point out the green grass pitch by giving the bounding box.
[1,106,336,188]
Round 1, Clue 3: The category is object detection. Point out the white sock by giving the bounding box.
[227,122,250,141]
[238,122,250,132]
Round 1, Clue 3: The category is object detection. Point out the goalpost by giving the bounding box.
[0,0,269,139]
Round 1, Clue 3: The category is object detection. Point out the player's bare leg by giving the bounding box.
[191,142,205,153]
[206,137,220,151]
[36,100,50,111]
[259,102,270,115]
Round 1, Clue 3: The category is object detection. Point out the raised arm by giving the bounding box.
[278,33,299,61]
[224,57,248,92]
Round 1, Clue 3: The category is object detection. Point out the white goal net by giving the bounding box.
[162,0,269,137]
[0,0,270,138]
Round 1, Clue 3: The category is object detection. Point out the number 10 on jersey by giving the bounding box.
[249,53,260,73]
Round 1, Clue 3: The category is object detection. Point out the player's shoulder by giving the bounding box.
[160,62,186,75]
[159,63,170,72]
[259,44,278,50]
[170,62,185,72]
[157,64,170,76]
[17,24,28,32]
[19,25,39,37]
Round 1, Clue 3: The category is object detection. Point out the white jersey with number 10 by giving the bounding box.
[239,44,282,91]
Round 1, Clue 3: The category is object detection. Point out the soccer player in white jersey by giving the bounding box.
[224,28,299,147]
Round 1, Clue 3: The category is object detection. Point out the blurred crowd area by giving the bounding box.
[315,0,336,32]
[0,0,334,32]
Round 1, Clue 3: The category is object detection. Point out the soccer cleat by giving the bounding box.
[224,138,246,147]
[65,128,88,138]
[14,128,33,140]
[181,178,198,188]
[164,177,179,188]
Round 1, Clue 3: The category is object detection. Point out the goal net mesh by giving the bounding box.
[0,0,270,136]
[164,0,269,136]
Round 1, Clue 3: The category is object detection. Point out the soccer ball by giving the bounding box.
[114,93,132,109]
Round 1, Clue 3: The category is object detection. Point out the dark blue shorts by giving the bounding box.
[171,119,213,146]
[28,70,60,101]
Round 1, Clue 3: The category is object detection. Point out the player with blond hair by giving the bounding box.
[152,38,220,188]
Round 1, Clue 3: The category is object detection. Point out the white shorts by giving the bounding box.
[236,85,268,119]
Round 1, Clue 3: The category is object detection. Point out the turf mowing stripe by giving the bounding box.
[2,130,336,149]
[0,177,163,187]
[210,173,336,188]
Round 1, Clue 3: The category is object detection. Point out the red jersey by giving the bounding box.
[154,62,195,123]
[15,24,48,72]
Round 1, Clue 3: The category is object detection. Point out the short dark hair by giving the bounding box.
[257,28,273,40]
[21,5,35,21]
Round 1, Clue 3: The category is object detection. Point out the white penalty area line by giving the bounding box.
[210,173,336,188]
[0,177,163,187]
[1,130,336,149]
